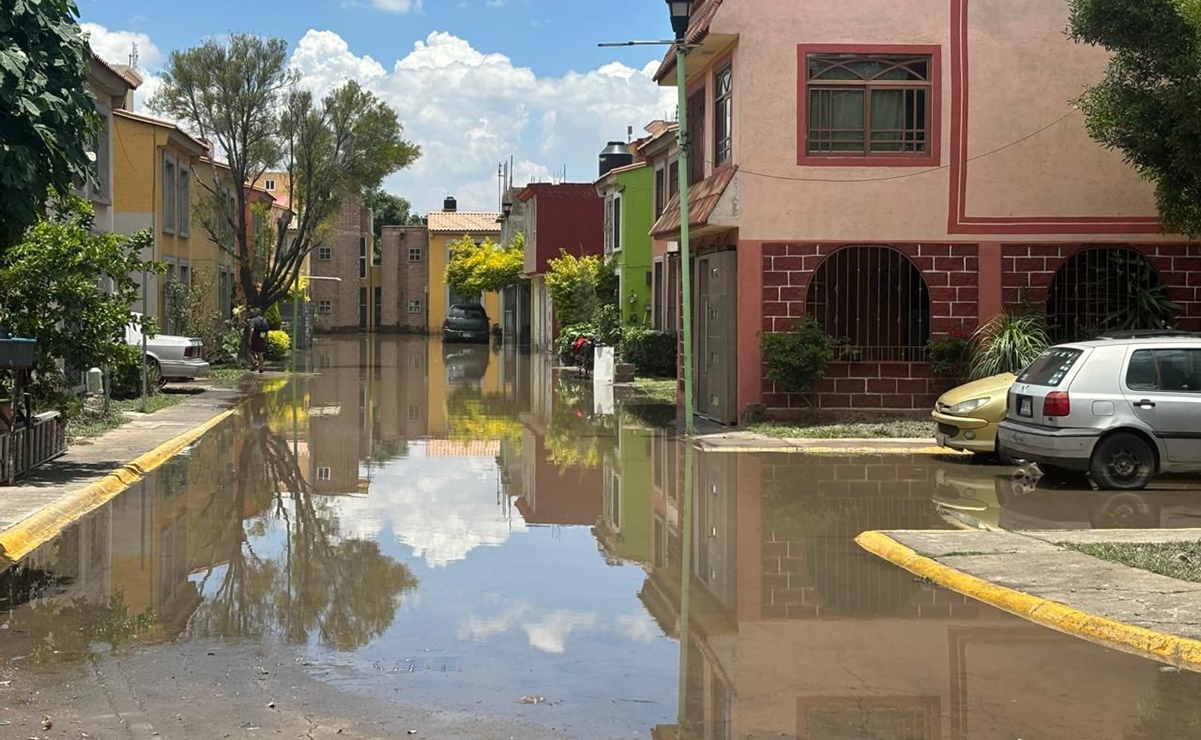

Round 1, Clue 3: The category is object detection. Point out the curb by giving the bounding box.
[0,406,240,564]
[696,441,971,456]
[855,530,1201,671]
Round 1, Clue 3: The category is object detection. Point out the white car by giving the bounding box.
[125,317,210,385]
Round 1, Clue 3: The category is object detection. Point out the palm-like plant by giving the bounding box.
[970,312,1050,379]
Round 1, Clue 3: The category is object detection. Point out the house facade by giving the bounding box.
[308,195,376,332]
[596,160,655,329]
[515,183,605,352]
[426,199,502,334]
[650,0,1200,424]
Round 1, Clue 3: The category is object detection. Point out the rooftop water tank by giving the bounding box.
[598,141,634,177]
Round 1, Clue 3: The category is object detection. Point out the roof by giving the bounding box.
[594,161,650,190]
[426,211,502,233]
[425,439,501,458]
[516,182,602,202]
[113,109,209,157]
[654,0,726,82]
[649,165,737,239]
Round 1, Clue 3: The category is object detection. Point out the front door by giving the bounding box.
[1122,347,1201,464]
[693,250,738,425]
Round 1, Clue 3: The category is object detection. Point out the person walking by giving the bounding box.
[248,308,269,372]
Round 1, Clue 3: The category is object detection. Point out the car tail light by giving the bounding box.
[184,344,202,359]
[1043,391,1071,417]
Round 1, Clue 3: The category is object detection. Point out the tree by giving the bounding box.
[0,195,159,397]
[1069,0,1201,235]
[151,35,421,310]
[445,232,526,296]
[362,187,422,236]
[0,0,100,253]
[545,251,608,330]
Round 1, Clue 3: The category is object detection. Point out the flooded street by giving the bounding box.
[4,335,1201,738]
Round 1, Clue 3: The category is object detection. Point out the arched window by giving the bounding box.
[805,246,931,361]
[1046,248,1177,344]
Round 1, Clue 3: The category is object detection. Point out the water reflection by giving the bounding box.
[3,336,1201,738]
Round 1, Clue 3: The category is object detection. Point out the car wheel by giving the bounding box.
[146,358,166,390]
[1089,432,1156,491]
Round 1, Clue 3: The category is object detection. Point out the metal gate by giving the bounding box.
[694,250,738,425]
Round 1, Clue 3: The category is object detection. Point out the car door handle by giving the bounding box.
[1135,399,1156,409]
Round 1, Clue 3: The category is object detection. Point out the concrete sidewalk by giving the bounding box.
[0,387,241,562]
[694,429,966,455]
[858,528,1201,670]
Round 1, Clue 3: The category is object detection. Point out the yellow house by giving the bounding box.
[188,157,242,320]
[111,109,208,327]
[426,199,501,333]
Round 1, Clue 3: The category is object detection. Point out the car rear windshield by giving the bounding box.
[1017,347,1083,387]
[449,306,485,319]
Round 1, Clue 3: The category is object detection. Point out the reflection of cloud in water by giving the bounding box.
[330,445,526,568]
[459,599,658,654]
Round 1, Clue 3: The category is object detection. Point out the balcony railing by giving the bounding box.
[0,411,68,484]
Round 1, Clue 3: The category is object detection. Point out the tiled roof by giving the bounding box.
[650,165,737,239]
[426,211,502,233]
[425,439,501,458]
[654,0,726,82]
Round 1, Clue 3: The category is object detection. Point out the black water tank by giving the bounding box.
[443,195,457,211]
[599,141,633,177]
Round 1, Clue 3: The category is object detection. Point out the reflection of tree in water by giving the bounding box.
[189,390,417,650]
[545,380,617,471]
[445,385,524,446]
[1125,669,1201,739]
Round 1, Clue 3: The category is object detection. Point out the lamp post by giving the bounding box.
[668,0,696,438]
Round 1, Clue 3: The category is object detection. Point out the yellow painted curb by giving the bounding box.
[855,530,1201,671]
[0,406,240,564]
[697,444,970,456]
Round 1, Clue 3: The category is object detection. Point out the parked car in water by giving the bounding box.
[125,316,209,386]
[441,303,490,344]
[997,331,1201,490]
[932,373,1017,461]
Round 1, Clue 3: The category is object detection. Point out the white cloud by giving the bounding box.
[370,0,423,11]
[458,599,661,654]
[81,23,165,111]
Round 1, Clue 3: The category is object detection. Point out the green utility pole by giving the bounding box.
[675,41,696,437]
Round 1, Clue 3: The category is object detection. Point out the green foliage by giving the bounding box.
[108,343,152,400]
[759,317,837,394]
[1068,0,1201,236]
[445,232,525,296]
[593,304,623,346]
[970,312,1050,379]
[0,195,161,404]
[264,302,283,331]
[163,268,229,361]
[152,35,420,310]
[555,322,596,365]
[0,0,100,253]
[928,327,974,378]
[1048,249,1181,342]
[622,328,678,377]
[362,187,421,236]
[546,252,609,331]
[265,330,291,361]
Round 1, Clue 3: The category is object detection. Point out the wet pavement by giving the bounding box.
[3,335,1201,738]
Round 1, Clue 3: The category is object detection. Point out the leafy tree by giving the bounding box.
[0,0,100,253]
[151,34,421,310]
[0,195,159,400]
[445,232,526,296]
[1069,0,1201,235]
[545,251,609,330]
[362,187,422,236]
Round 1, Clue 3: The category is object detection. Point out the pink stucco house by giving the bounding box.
[647,0,1200,425]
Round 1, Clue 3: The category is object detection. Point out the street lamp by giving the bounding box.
[666,0,696,437]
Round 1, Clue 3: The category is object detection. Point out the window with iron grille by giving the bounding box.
[317,246,332,261]
[1046,247,1176,344]
[317,300,332,314]
[686,88,706,184]
[408,247,422,262]
[713,65,733,166]
[805,246,931,362]
[805,54,932,157]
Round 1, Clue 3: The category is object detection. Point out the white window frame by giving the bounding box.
[264,179,276,191]
[178,165,190,237]
[317,246,332,261]
[408,247,423,262]
[316,467,332,481]
[408,299,422,314]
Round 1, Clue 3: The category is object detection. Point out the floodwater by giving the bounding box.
[3,335,1201,738]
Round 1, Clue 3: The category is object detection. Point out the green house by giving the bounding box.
[595,426,653,565]
[595,161,654,328]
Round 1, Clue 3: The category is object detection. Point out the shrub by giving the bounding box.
[622,328,677,377]
[928,327,974,378]
[266,330,291,361]
[594,304,623,347]
[109,343,157,400]
[970,311,1049,379]
[264,303,283,331]
[555,322,595,365]
[759,317,836,394]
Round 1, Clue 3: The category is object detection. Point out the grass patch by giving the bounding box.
[749,417,935,440]
[208,366,248,382]
[113,393,186,415]
[1064,541,1201,584]
[65,405,127,442]
[628,378,677,404]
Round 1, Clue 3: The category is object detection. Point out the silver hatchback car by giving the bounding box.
[997,331,1201,490]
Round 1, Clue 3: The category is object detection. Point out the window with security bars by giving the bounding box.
[805,246,931,362]
[713,65,733,166]
[1045,247,1177,344]
[806,54,931,156]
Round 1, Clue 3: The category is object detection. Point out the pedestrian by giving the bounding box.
[248,308,269,372]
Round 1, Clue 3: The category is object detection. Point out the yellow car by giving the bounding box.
[931,373,1016,461]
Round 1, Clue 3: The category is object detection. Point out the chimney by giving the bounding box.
[443,196,457,212]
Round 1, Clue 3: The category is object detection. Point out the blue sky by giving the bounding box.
[79,0,679,213]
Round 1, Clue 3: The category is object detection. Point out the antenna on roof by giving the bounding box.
[627,125,633,143]
[129,42,139,69]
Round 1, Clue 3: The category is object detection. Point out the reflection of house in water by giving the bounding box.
[500,412,604,527]
[307,337,427,494]
[645,448,1165,739]
[595,427,654,564]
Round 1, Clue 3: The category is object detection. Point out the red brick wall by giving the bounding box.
[761,243,979,414]
[1002,244,1201,331]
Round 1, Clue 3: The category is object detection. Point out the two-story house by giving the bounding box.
[595,134,659,330]
[650,0,1200,425]
[426,198,502,334]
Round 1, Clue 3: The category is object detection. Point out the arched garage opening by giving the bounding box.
[806,246,932,361]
